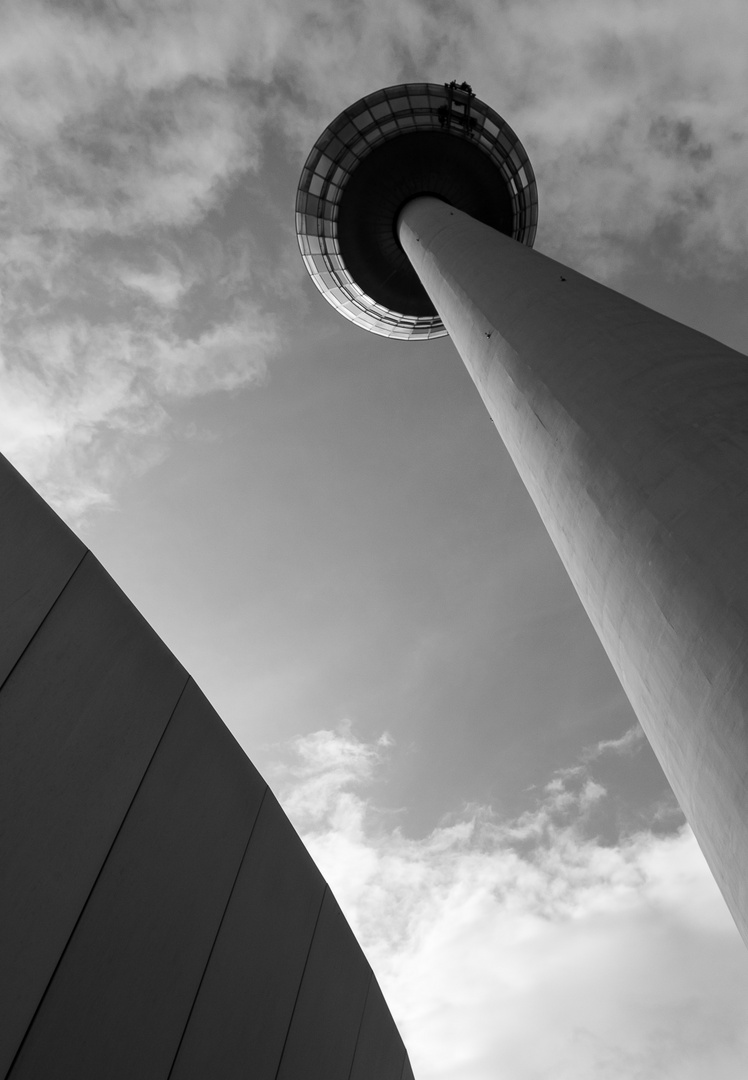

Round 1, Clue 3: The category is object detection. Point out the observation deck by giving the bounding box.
[296,81,538,339]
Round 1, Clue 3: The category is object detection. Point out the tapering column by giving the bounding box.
[399,194,748,942]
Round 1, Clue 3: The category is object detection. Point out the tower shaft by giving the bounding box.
[399,195,748,943]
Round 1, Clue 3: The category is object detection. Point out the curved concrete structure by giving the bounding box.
[0,453,411,1079]
[298,82,748,946]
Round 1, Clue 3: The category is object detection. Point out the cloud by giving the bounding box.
[0,3,261,235]
[397,0,748,279]
[115,262,189,309]
[0,231,275,516]
[3,0,748,513]
[6,0,747,255]
[0,0,284,517]
[264,0,748,279]
[272,724,748,1080]
[584,722,647,760]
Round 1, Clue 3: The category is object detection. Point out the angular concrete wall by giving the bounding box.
[0,455,411,1079]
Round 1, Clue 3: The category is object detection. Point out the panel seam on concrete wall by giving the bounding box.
[165,783,270,1080]
[272,884,329,1080]
[345,970,374,1080]
[400,1053,415,1080]
[0,547,88,698]
[4,674,191,1080]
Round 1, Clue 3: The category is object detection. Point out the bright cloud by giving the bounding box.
[0,245,275,516]
[586,722,647,760]
[0,1,283,517]
[272,724,748,1080]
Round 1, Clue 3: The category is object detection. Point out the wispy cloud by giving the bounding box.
[584,722,647,761]
[0,1,282,517]
[0,230,276,516]
[272,724,748,1080]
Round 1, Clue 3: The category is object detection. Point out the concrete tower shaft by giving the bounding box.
[297,83,748,946]
[397,196,748,943]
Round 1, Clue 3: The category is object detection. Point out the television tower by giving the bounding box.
[297,81,748,945]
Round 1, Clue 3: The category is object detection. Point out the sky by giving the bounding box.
[3,1,748,1077]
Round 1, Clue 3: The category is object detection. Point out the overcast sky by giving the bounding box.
[3,1,748,1077]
